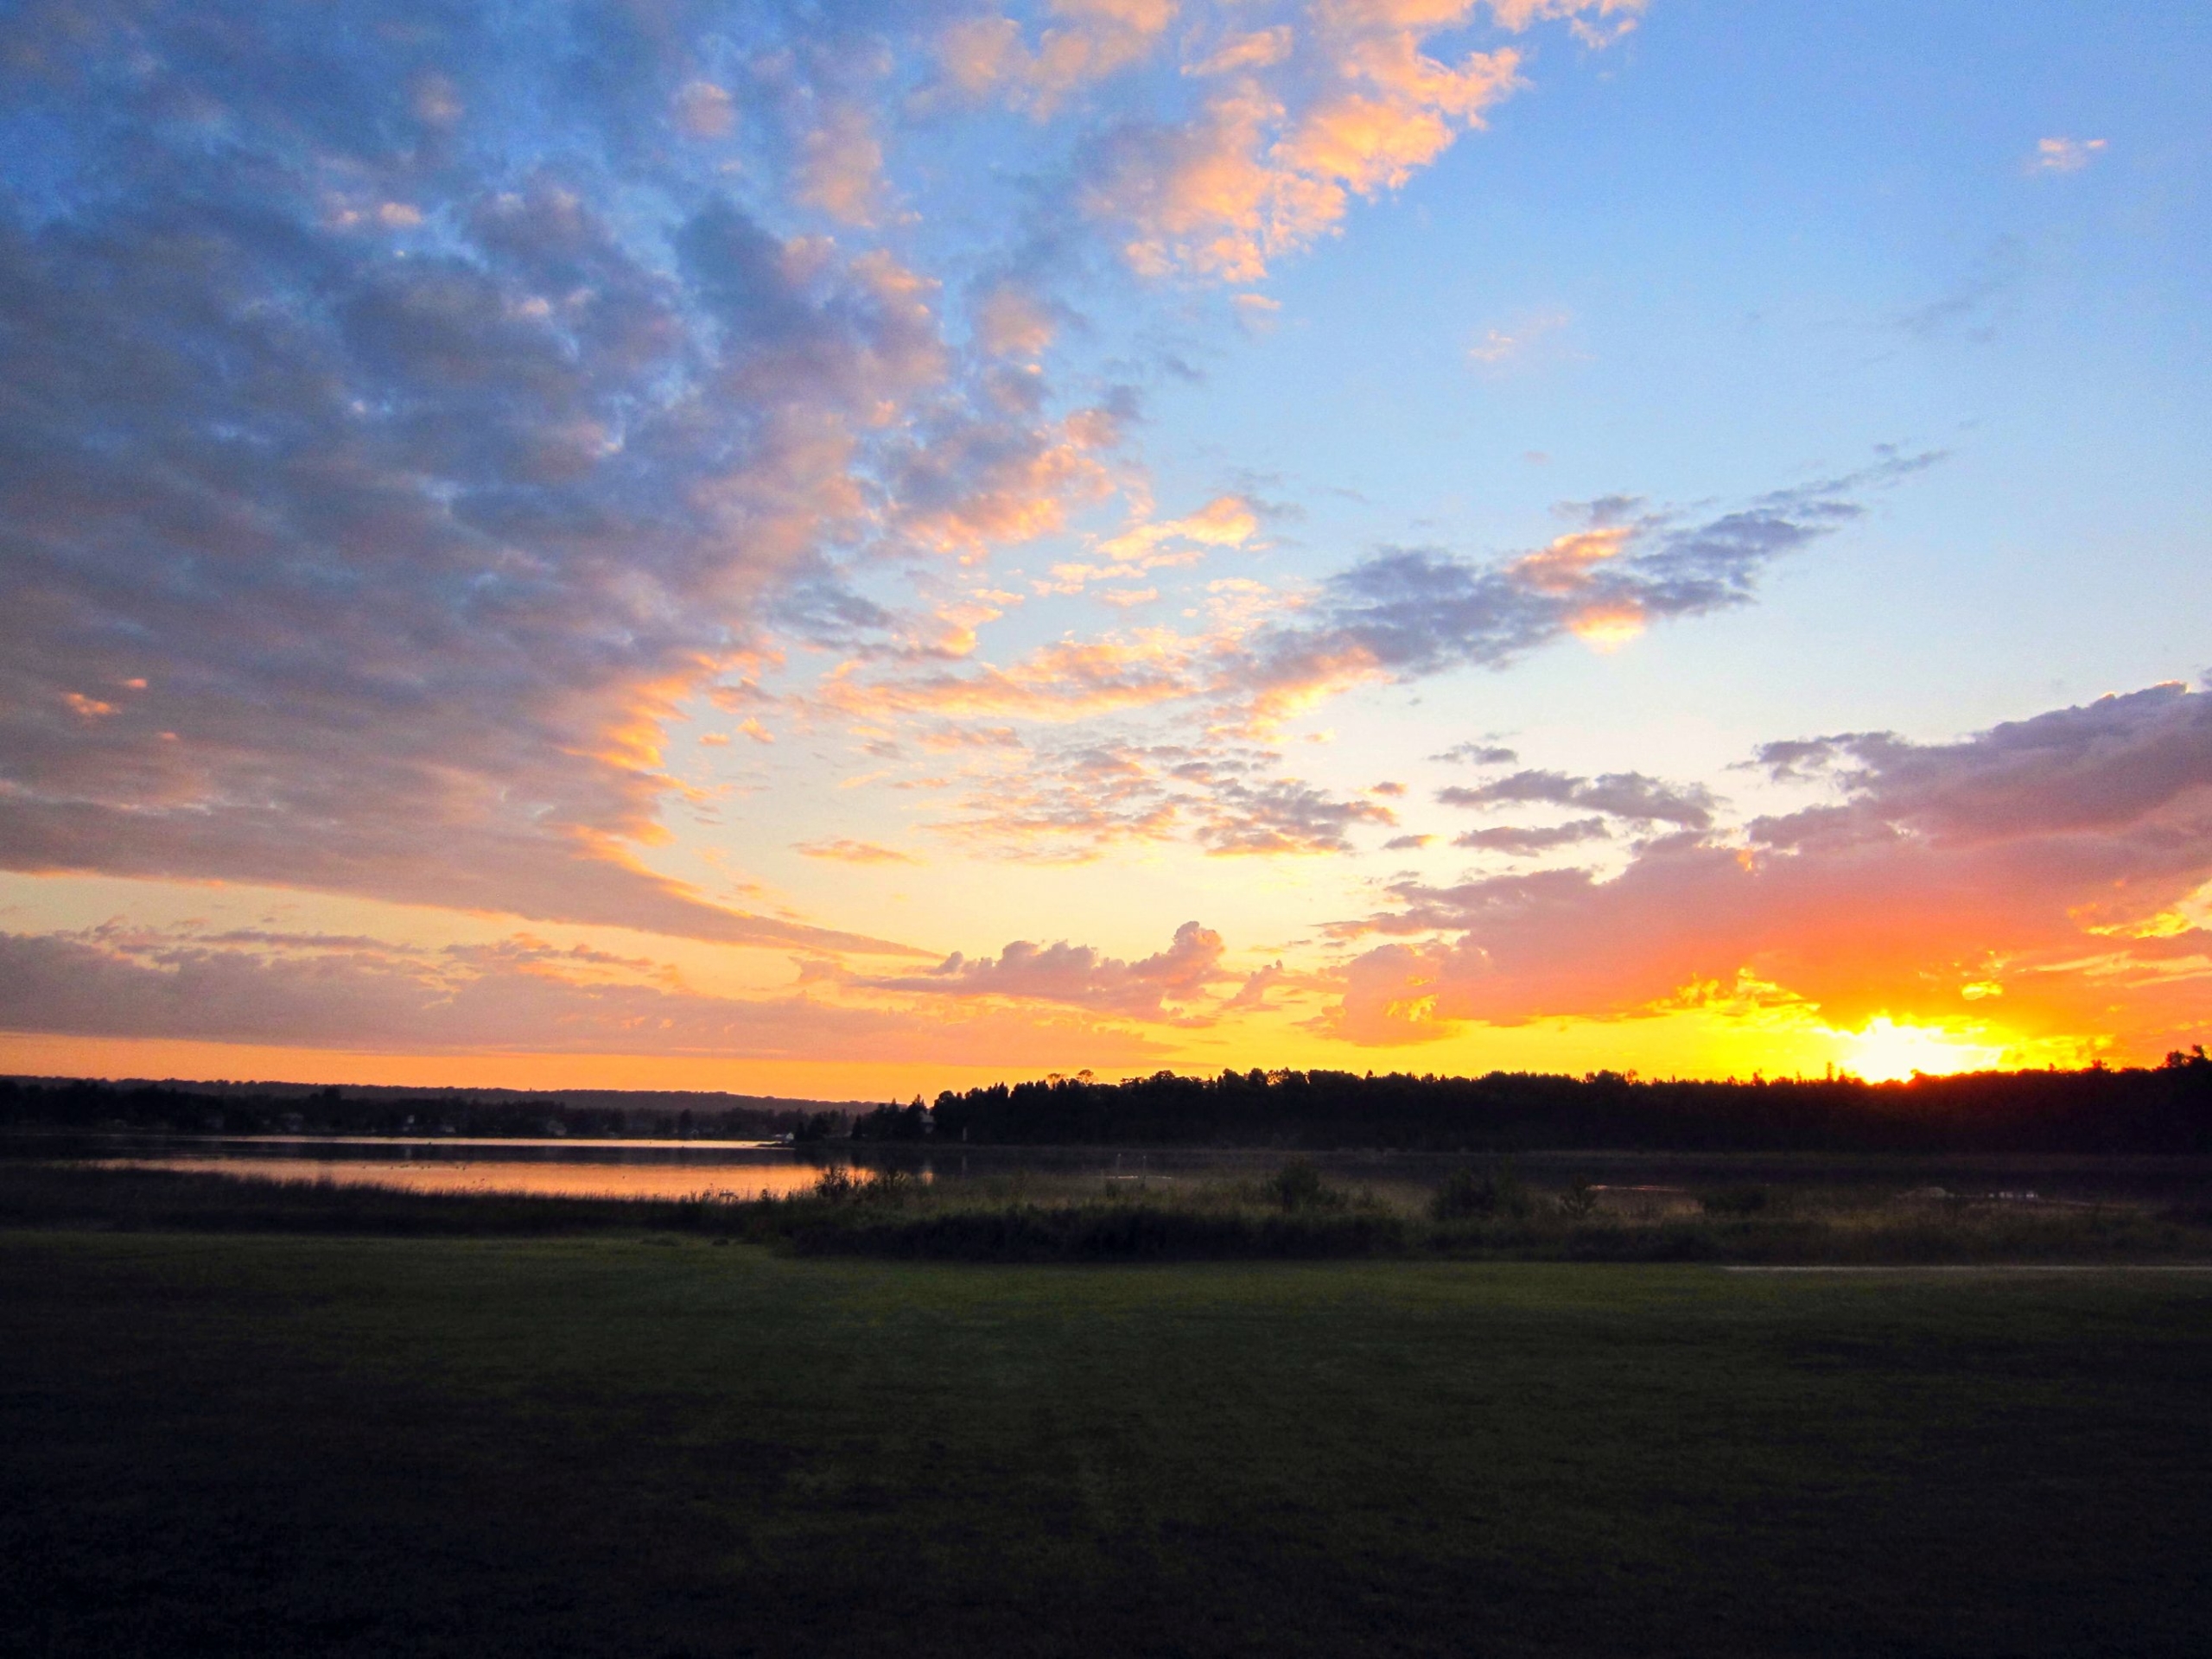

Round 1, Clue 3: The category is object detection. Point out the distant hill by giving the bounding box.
[0,1076,877,1139]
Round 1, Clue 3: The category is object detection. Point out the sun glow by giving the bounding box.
[1834,1016,2004,1084]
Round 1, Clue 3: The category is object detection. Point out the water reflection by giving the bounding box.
[93,1141,827,1201]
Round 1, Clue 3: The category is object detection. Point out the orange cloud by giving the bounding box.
[1187,26,1295,77]
[830,631,1204,722]
[795,838,920,865]
[1486,0,1646,47]
[1081,0,1618,283]
[1065,0,1643,283]
[1039,493,1261,591]
[937,0,1179,117]
[1325,683,2212,1063]
[893,406,1120,557]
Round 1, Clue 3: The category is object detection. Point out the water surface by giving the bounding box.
[34,1134,2212,1205]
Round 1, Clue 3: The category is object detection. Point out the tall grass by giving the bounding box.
[4,1159,2209,1265]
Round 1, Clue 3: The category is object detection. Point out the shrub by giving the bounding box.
[1262,1160,1343,1212]
[1430,1166,1487,1222]
[810,1166,861,1203]
[861,1167,916,1205]
[1428,1160,1533,1223]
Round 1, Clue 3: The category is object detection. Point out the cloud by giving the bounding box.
[0,168,938,950]
[798,103,891,226]
[936,0,1179,118]
[1466,308,1572,368]
[836,458,1939,851]
[1438,771,1717,829]
[830,632,1205,723]
[1748,683,2212,847]
[1452,817,1610,853]
[887,404,1123,556]
[1082,34,1522,283]
[1038,493,1262,592]
[1433,741,1519,765]
[1189,28,1296,78]
[1900,237,2026,341]
[0,925,1167,1064]
[973,282,1061,359]
[925,735,1395,861]
[674,80,737,138]
[1218,455,1937,726]
[2030,136,2107,175]
[1092,0,1641,281]
[0,3,1154,952]
[1192,772,1398,855]
[795,838,919,865]
[1325,683,2212,1057]
[857,919,1228,1019]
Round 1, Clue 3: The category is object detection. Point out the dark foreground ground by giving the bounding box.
[4,1231,2210,1657]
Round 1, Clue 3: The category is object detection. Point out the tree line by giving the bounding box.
[0,1078,829,1141]
[13,1052,2210,1154]
[846,1050,2212,1154]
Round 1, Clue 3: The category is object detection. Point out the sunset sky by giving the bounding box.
[3,0,2208,1098]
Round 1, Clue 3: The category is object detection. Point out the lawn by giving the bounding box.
[3,1231,2209,1657]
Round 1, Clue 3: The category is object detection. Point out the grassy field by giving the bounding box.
[4,1229,2210,1657]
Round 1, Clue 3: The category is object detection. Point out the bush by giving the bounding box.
[1262,1160,1344,1212]
[810,1166,862,1204]
[861,1167,916,1205]
[1428,1160,1533,1223]
[1557,1177,1599,1220]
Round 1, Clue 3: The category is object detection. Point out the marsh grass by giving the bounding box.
[6,1158,2209,1265]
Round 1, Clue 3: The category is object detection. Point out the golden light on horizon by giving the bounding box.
[1834,1015,2005,1084]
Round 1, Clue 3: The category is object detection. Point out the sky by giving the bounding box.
[3,0,2209,1099]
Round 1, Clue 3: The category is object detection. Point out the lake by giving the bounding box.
[29,1132,2212,1205]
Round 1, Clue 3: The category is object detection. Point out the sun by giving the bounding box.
[1835,1015,2004,1083]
